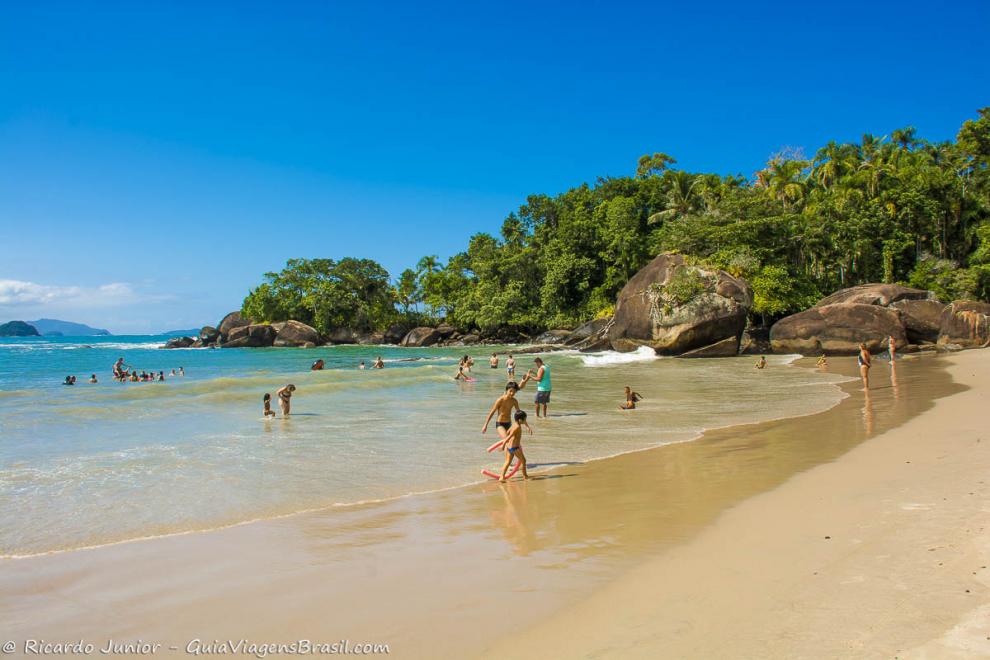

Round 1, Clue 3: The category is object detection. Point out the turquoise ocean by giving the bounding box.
[0,335,852,557]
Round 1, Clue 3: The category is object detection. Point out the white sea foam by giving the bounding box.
[579,346,659,367]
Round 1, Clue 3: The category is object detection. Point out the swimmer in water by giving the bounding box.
[499,410,533,482]
[276,384,296,415]
[359,361,366,370]
[262,393,276,418]
[311,359,325,371]
[89,374,97,384]
[482,375,532,442]
[619,386,643,410]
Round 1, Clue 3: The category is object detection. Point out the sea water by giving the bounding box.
[0,336,851,557]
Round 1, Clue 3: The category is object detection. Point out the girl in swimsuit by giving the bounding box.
[619,386,643,410]
[499,410,533,483]
[276,384,296,416]
[858,343,871,390]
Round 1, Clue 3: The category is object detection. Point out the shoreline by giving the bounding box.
[486,349,990,659]
[0,352,968,658]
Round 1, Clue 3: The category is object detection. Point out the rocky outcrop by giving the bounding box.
[938,301,990,348]
[738,325,771,355]
[535,329,572,345]
[199,326,220,344]
[401,327,443,347]
[273,320,321,347]
[217,312,251,340]
[383,324,412,344]
[325,328,358,345]
[770,303,906,355]
[677,335,741,358]
[608,254,753,355]
[358,331,385,345]
[815,284,932,308]
[0,320,40,337]
[164,336,195,349]
[222,324,276,348]
[891,299,946,343]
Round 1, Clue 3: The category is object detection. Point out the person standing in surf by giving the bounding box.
[887,335,897,363]
[276,384,296,415]
[505,355,516,380]
[482,375,532,442]
[530,357,551,418]
[858,343,872,390]
[489,353,499,369]
[499,410,532,483]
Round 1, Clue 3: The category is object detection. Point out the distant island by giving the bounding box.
[28,319,111,336]
[0,320,41,337]
[161,328,206,337]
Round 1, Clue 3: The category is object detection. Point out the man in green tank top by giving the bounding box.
[531,357,551,418]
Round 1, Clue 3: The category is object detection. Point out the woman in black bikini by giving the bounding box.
[276,384,296,416]
[858,343,871,390]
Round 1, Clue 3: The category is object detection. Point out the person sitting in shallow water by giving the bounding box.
[63,375,75,386]
[619,386,643,410]
[358,361,366,370]
[817,354,828,367]
[373,356,384,369]
[88,374,97,384]
[755,356,767,369]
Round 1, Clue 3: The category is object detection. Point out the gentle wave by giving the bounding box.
[580,346,659,367]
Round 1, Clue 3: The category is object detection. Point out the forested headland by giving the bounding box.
[242,108,990,336]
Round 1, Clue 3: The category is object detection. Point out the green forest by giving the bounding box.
[243,108,990,336]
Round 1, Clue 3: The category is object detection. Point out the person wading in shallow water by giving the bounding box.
[530,357,551,418]
[858,343,872,390]
[276,384,296,416]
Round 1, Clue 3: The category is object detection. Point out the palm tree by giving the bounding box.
[416,255,440,275]
[648,171,701,224]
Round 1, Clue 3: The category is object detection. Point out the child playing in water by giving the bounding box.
[499,410,533,483]
[482,375,532,441]
[263,393,276,418]
[619,386,643,410]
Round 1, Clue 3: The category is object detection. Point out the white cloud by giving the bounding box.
[0,279,168,308]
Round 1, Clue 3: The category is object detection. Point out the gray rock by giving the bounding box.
[677,335,741,358]
[937,300,990,348]
[815,283,934,308]
[217,311,251,339]
[222,324,276,348]
[273,320,321,347]
[401,327,443,347]
[770,303,906,355]
[891,299,946,343]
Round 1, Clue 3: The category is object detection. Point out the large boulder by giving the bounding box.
[815,284,932,308]
[535,329,572,345]
[222,324,276,348]
[770,303,906,355]
[563,318,610,346]
[891,299,946,343]
[273,320,321,347]
[401,327,443,347]
[163,336,195,349]
[325,327,359,344]
[358,331,385,345]
[677,335,741,358]
[435,324,457,340]
[608,254,753,354]
[383,323,412,344]
[938,301,990,348]
[199,326,220,344]
[217,311,251,339]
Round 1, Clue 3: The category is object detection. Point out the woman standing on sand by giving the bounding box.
[858,343,872,390]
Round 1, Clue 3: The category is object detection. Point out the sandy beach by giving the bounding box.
[2,350,987,659]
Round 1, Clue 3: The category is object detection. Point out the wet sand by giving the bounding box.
[0,352,977,658]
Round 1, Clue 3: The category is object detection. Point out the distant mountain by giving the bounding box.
[161,328,204,337]
[0,320,41,337]
[28,319,111,336]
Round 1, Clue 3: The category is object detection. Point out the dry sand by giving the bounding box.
[1,351,986,659]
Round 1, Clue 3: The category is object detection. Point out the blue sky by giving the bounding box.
[1,0,987,333]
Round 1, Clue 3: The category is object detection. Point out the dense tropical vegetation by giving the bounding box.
[243,108,990,335]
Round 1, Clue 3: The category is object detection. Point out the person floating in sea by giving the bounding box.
[506,355,516,380]
[755,356,767,370]
[89,374,98,384]
[858,343,872,390]
[888,335,896,363]
[482,376,532,442]
[178,367,185,377]
[373,356,385,369]
[358,361,366,370]
[499,410,533,483]
[489,353,499,369]
[619,386,643,410]
[311,359,325,371]
[262,393,276,418]
[276,384,296,416]
[63,375,75,386]
[530,357,551,418]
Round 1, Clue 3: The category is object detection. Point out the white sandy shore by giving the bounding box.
[486,350,990,659]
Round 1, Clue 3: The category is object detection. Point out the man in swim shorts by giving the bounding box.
[506,355,515,379]
[482,374,532,441]
[530,357,551,418]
